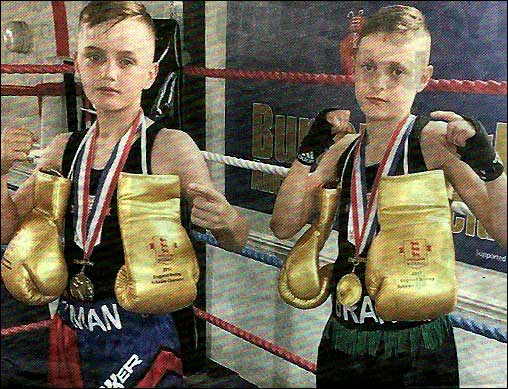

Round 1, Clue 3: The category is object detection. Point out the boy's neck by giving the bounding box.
[95,106,142,142]
[364,115,409,145]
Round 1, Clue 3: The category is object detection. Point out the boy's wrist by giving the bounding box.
[457,116,503,181]
[297,108,341,166]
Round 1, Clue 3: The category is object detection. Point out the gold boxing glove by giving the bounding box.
[278,185,339,309]
[115,172,199,314]
[1,170,70,305]
[366,170,457,321]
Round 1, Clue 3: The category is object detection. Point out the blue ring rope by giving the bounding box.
[189,232,507,344]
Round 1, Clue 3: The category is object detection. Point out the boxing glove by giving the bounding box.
[366,170,457,321]
[115,172,199,314]
[2,169,70,305]
[278,185,339,309]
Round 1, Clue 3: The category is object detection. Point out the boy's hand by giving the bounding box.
[297,108,354,166]
[326,110,356,142]
[429,111,503,182]
[188,183,233,231]
[1,128,36,175]
[429,111,475,147]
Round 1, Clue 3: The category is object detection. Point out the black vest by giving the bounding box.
[331,116,431,329]
[61,122,173,300]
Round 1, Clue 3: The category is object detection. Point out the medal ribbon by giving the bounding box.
[71,110,144,259]
[350,114,416,257]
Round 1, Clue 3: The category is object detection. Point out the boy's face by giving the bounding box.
[354,32,433,122]
[75,17,158,113]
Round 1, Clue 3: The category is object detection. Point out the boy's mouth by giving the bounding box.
[97,87,120,94]
[366,96,388,105]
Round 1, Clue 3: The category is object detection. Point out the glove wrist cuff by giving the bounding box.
[475,157,504,182]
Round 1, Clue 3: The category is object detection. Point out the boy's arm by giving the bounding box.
[152,129,249,252]
[271,109,357,239]
[421,113,507,249]
[270,160,319,239]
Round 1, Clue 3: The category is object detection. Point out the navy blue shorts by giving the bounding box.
[48,297,184,388]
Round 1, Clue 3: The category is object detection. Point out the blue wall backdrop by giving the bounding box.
[223,1,507,272]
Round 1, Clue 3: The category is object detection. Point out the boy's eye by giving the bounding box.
[86,53,102,62]
[391,67,406,76]
[120,58,134,66]
[361,63,375,71]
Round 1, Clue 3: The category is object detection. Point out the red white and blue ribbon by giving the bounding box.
[349,114,416,257]
[69,111,145,258]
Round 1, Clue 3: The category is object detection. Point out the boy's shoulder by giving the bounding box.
[417,118,457,170]
[418,118,448,143]
[154,128,197,149]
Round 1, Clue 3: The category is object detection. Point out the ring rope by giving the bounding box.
[0,309,317,373]
[193,306,317,373]
[1,82,83,97]
[191,230,283,268]
[183,66,507,95]
[190,231,508,344]
[1,319,52,337]
[1,64,74,74]
[2,64,506,96]
[449,314,507,343]
[202,151,289,177]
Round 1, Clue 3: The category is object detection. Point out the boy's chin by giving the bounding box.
[362,107,409,122]
[92,102,128,113]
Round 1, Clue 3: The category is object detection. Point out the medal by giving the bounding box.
[70,266,94,301]
[337,256,366,306]
[337,272,362,306]
[337,115,415,305]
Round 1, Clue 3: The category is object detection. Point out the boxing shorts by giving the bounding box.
[48,297,184,388]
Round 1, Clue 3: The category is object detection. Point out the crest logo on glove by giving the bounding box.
[149,237,177,263]
[399,239,432,269]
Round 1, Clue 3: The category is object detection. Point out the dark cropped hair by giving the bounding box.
[79,1,156,39]
[359,5,430,40]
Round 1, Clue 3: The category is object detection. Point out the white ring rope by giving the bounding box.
[26,149,289,176]
[201,151,289,177]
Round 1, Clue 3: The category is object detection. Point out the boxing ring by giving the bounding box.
[1,59,507,386]
[1,1,507,387]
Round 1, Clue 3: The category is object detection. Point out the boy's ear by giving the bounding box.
[351,57,356,81]
[144,62,159,90]
[73,52,80,76]
[417,64,433,93]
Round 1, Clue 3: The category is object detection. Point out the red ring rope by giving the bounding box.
[193,307,317,373]
[1,319,52,337]
[1,309,317,374]
[1,64,74,74]
[1,82,83,96]
[183,66,507,95]
[2,64,505,96]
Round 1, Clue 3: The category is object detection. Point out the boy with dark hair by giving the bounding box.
[1,2,249,387]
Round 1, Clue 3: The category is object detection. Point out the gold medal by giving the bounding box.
[337,273,362,307]
[70,270,94,301]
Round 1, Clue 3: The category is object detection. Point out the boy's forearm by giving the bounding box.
[270,161,318,239]
[484,173,507,249]
[1,174,20,243]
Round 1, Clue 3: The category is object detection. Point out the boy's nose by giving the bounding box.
[370,73,388,90]
[100,61,119,80]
